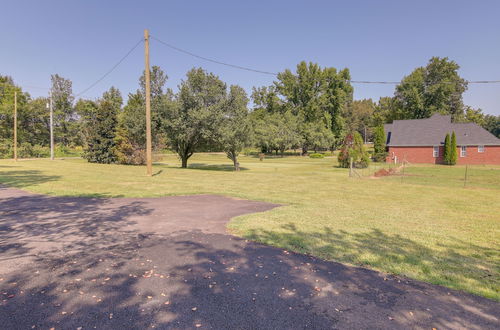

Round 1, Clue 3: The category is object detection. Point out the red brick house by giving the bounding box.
[384,114,500,165]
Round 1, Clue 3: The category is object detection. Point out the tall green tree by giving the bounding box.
[75,99,99,147]
[115,66,171,164]
[273,61,353,153]
[301,118,336,153]
[373,96,397,125]
[373,126,387,162]
[454,106,500,137]
[345,99,375,141]
[218,85,253,170]
[0,77,32,156]
[83,88,122,164]
[251,86,282,114]
[322,66,353,136]
[50,74,75,146]
[450,131,457,165]
[254,111,303,156]
[165,68,227,168]
[393,57,467,121]
[23,97,50,146]
[140,65,171,141]
[443,133,451,165]
[483,114,500,138]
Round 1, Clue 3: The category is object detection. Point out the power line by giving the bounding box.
[151,35,500,85]
[468,80,500,84]
[350,81,399,84]
[151,35,278,76]
[350,80,500,84]
[74,38,143,97]
[2,36,500,98]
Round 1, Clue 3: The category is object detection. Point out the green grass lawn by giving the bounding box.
[1,154,499,300]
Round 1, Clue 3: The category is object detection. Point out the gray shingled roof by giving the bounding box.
[384,114,500,146]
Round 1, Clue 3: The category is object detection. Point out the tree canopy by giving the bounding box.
[165,68,227,168]
[1,57,498,166]
[394,57,467,120]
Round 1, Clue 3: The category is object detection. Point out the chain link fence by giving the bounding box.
[352,162,500,190]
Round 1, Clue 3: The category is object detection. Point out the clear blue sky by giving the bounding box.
[1,0,500,115]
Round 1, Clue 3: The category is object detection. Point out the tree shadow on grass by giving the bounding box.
[188,163,249,171]
[244,224,499,301]
[0,170,61,189]
[152,169,163,176]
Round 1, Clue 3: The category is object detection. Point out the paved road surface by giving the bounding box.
[0,186,498,329]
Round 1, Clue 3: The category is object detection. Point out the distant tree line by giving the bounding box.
[1,57,499,168]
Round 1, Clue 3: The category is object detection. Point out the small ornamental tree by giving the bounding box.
[337,131,369,168]
[450,131,457,165]
[373,125,387,162]
[443,133,451,165]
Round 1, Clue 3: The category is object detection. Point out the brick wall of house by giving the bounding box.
[386,146,500,165]
[456,145,500,165]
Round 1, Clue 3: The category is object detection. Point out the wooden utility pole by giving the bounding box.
[13,91,17,161]
[144,29,153,176]
[49,92,54,160]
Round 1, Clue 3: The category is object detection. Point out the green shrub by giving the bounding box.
[0,142,50,159]
[23,144,50,158]
[0,139,13,158]
[309,153,325,159]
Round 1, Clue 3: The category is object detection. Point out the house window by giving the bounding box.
[478,145,485,153]
[460,146,467,157]
[433,146,439,157]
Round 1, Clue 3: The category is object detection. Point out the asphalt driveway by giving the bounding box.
[0,186,498,329]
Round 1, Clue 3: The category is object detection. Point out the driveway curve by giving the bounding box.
[0,186,498,329]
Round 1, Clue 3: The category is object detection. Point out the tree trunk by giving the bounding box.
[302,146,308,156]
[181,157,188,168]
[179,146,192,168]
[228,151,240,171]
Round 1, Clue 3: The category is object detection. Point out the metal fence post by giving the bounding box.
[401,161,405,183]
[349,157,353,177]
[464,165,468,188]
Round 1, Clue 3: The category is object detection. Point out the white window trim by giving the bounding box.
[433,146,439,158]
[478,145,485,153]
[460,146,467,157]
